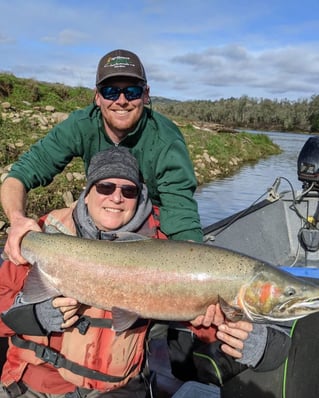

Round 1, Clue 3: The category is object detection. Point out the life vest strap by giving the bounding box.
[75,316,113,334]
[11,335,137,383]
[75,316,149,335]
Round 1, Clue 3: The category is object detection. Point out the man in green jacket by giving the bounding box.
[1,49,203,264]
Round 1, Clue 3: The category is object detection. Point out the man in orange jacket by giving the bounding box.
[0,147,224,398]
[0,147,164,397]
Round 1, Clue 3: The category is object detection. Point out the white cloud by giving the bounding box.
[41,29,91,45]
[1,0,319,100]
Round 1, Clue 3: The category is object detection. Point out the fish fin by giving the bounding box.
[111,307,140,333]
[218,295,245,322]
[22,264,60,304]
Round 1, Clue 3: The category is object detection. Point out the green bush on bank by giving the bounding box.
[0,73,93,112]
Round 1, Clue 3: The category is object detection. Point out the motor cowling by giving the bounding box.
[297,136,319,187]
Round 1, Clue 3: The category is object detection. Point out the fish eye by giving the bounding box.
[285,287,296,297]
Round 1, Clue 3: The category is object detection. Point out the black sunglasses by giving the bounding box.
[95,182,139,199]
[99,86,144,101]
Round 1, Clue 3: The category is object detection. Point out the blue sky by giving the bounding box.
[1,0,319,101]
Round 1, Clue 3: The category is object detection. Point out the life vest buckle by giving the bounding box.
[75,317,91,335]
[35,345,62,368]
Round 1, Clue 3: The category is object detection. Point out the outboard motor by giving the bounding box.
[298,136,319,189]
[297,136,319,252]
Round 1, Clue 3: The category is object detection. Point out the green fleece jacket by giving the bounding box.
[8,104,203,242]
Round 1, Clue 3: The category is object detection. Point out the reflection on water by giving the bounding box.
[195,131,313,228]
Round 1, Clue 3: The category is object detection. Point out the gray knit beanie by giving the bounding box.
[85,147,141,195]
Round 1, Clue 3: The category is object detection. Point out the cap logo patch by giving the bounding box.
[104,56,135,69]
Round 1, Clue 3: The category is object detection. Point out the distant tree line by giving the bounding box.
[152,95,319,133]
[1,73,318,133]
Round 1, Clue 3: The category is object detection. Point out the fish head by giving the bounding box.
[240,265,319,322]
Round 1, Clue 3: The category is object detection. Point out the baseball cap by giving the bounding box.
[96,49,147,86]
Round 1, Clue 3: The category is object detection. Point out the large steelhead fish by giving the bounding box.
[20,231,319,331]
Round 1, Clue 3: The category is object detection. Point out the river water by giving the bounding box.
[195,131,313,228]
